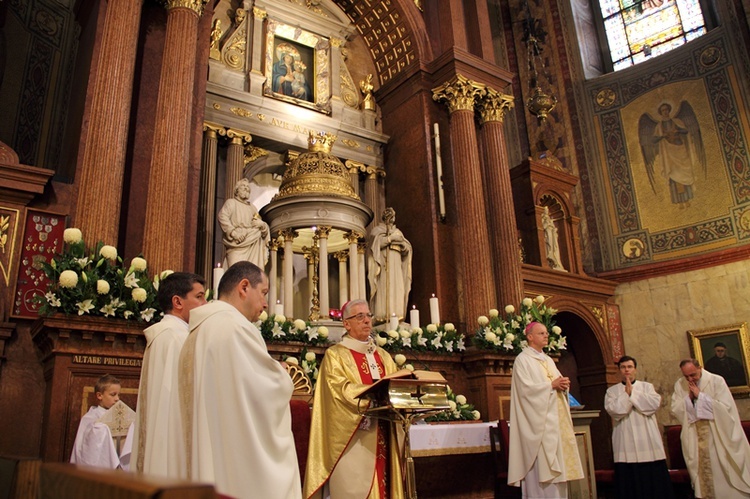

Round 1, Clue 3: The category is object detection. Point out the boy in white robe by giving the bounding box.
[178,261,301,499]
[671,358,750,498]
[508,321,584,498]
[132,272,206,476]
[70,374,122,468]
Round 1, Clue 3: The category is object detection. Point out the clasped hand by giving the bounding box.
[551,376,570,392]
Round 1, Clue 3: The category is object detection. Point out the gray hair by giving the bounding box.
[342,299,368,318]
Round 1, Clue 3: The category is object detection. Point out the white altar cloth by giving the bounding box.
[409,421,495,457]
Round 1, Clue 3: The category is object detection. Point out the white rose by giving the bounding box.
[489,309,499,318]
[456,394,467,405]
[522,297,533,307]
[426,324,438,332]
[376,337,387,346]
[505,305,515,314]
[160,270,174,279]
[405,364,415,372]
[485,331,497,342]
[448,400,457,411]
[274,314,286,323]
[394,354,407,366]
[131,287,147,303]
[285,356,299,365]
[400,330,411,338]
[317,326,329,338]
[552,325,562,334]
[412,327,422,334]
[305,352,316,362]
[294,319,307,330]
[130,257,147,271]
[506,333,515,342]
[96,280,110,295]
[63,228,82,244]
[387,329,399,339]
[444,322,455,331]
[99,245,118,260]
[59,270,78,288]
[535,295,545,304]
[472,410,481,420]
[258,311,268,321]
[477,315,489,326]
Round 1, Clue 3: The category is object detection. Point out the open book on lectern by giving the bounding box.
[355,369,450,411]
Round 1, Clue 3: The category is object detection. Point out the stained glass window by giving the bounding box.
[600,0,707,71]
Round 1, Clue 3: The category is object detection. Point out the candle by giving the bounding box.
[429,294,440,325]
[274,300,284,317]
[213,263,224,300]
[434,123,446,220]
[409,306,420,330]
[389,313,399,331]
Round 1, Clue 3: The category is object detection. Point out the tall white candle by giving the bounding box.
[434,123,446,220]
[429,294,440,325]
[212,263,224,300]
[389,313,399,331]
[409,306,420,330]
[274,300,284,317]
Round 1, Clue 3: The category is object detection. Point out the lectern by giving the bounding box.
[356,371,450,499]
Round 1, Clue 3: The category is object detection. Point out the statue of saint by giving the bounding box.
[218,179,270,270]
[360,74,375,111]
[541,206,565,271]
[367,208,412,320]
[209,19,222,60]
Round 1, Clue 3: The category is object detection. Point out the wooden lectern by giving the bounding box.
[356,371,450,499]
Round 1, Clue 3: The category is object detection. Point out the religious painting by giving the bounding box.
[688,322,750,396]
[264,19,331,114]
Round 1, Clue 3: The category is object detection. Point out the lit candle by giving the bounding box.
[409,306,420,330]
[389,313,399,331]
[429,294,440,325]
[213,263,224,300]
[274,300,284,317]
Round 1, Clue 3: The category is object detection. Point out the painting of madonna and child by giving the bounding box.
[270,40,314,104]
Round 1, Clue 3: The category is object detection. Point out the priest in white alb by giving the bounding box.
[132,272,206,476]
[671,358,750,498]
[508,321,584,498]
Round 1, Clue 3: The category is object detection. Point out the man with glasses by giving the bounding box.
[304,299,404,498]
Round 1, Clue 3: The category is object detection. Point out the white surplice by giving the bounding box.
[70,405,120,469]
[671,369,750,498]
[132,314,188,476]
[179,300,301,499]
[508,347,583,498]
[605,380,666,463]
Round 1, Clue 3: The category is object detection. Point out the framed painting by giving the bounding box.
[688,322,750,396]
[264,19,331,114]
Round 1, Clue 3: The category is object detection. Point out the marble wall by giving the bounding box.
[614,259,750,424]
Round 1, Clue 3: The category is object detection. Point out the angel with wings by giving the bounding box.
[638,101,706,208]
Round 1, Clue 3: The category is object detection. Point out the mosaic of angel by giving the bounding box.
[638,101,706,208]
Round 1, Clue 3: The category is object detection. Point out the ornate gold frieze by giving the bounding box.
[432,74,486,114]
[230,107,253,118]
[477,88,515,124]
[212,102,221,109]
[164,0,205,16]
[244,146,268,165]
[341,139,360,148]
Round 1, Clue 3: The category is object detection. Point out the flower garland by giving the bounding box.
[256,312,330,347]
[472,295,566,355]
[38,228,164,322]
[376,322,466,354]
[285,348,320,388]
[424,386,481,422]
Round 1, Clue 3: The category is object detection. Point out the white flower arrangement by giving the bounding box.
[425,386,481,422]
[376,323,466,355]
[257,314,330,346]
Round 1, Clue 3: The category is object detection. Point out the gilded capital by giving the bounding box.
[432,74,486,114]
[227,128,252,145]
[279,228,298,242]
[357,241,366,253]
[164,0,205,16]
[203,122,226,136]
[316,226,332,238]
[345,231,363,244]
[478,88,515,124]
[268,237,282,251]
[334,250,349,262]
[252,7,266,19]
[330,37,344,48]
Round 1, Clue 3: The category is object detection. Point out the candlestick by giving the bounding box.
[429,294,440,325]
[389,313,399,331]
[409,306,420,330]
[274,300,284,317]
[213,263,224,300]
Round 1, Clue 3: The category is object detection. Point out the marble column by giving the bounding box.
[363,167,385,231]
[346,162,361,197]
[305,250,315,312]
[358,241,366,301]
[74,0,143,245]
[433,74,497,321]
[346,231,361,300]
[225,129,252,200]
[317,226,331,316]
[197,123,225,280]
[280,229,297,317]
[477,89,523,307]
[143,0,204,273]
[268,236,280,309]
[336,251,349,306]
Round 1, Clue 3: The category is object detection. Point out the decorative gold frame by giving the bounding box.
[263,19,331,114]
[688,322,750,396]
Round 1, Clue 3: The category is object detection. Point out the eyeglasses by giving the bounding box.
[344,312,374,322]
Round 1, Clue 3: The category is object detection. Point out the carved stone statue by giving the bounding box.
[367,208,412,320]
[541,206,565,271]
[209,19,222,60]
[218,179,270,270]
[360,74,375,111]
